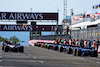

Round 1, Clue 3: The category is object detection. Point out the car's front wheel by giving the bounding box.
[19,46,24,53]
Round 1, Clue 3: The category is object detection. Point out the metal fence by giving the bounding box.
[71,27,100,41]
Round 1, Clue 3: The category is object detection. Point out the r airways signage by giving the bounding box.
[0,25,34,31]
[0,12,58,20]
[0,25,62,31]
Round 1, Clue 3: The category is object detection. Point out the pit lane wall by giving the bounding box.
[28,39,55,46]
[30,34,71,40]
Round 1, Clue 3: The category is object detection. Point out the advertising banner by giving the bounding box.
[0,25,34,31]
[0,12,58,20]
[0,25,62,31]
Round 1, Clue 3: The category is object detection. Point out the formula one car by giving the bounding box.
[58,44,70,52]
[73,47,98,57]
[36,42,44,47]
[2,40,24,52]
[50,44,58,50]
[58,44,79,54]
[45,43,53,49]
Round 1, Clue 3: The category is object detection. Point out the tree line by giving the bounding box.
[0,36,24,42]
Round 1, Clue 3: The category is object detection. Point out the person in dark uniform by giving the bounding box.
[97,39,99,50]
[87,39,91,47]
[80,39,84,48]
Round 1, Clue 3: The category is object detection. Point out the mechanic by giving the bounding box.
[87,39,91,47]
[76,39,79,46]
[61,39,65,44]
[93,40,96,49]
[84,40,87,47]
[69,39,72,45]
[63,40,67,45]
[80,39,84,48]
[97,39,99,50]
[72,39,75,46]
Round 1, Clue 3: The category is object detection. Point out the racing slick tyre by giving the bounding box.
[47,45,50,49]
[59,47,63,52]
[76,50,81,56]
[13,48,17,52]
[50,46,53,49]
[38,44,41,47]
[53,46,55,50]
[34,43,37,46]
[19,46,24,53]
[4,46,9,52]
[53,46,58,51]
[73,49,77,56]
[55,46,58,50]
[92,50,98,57]
[42,45,44,48]
[83,51,89,56]
[46,45,47,48]
[67,48,72,54]
[44,45,46,48]
[2,45,4,50]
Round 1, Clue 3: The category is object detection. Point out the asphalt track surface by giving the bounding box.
[0,45,100,67]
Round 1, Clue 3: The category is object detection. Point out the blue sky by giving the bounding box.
[0,0,100,46]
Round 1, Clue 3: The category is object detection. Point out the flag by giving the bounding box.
[95,12,98,14]
[99,4,100,8]
[73,16,82,23]
[87,14,91,17]
[96,5,98,9]
[95,11,100,15]
[93,5,99,9]
[93,6,94,9]
[93,14,95,19]
[94,5,97,9]
[78,16,82,19]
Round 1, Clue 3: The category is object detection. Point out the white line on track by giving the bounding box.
[70,55,72,56]
[0,56,2,58]
[33,57,36,59]
[0,60,3,62]
[39,61,43,64]
[29,54,31,56]
[62,53,64,54]
[80,58,84,60]
[25,52,27,53]
[0,53,2,55]
[96,62,100,64]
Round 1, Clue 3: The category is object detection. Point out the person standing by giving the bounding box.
[84,40,87,47]
[69,39,72,45]
[87,40,91,47]
[80,39,84,48]
[93,40,96,49]
[76,39,79,46]
[97,39,99,50]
